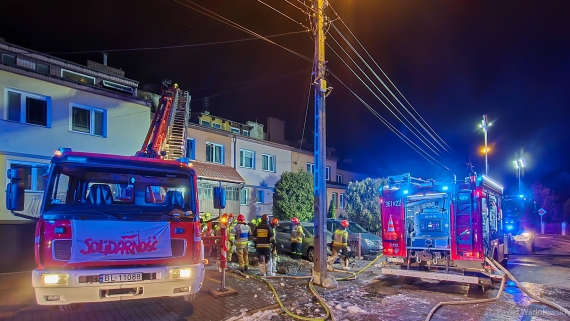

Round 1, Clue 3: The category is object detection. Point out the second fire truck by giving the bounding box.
[380,172,508,285]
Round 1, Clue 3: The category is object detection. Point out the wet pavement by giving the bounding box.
[2,235,570,321]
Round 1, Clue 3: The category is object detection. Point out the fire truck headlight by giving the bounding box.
[42,274,69,285]
[170,268,192,279]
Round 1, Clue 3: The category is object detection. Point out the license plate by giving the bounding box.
[100,273,143,283]
[387,257,405,263]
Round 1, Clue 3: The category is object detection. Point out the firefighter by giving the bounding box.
[253,214,274,276]
[234,214,251,272]
[201,212,212,235]
[289,217,304,260]
[228,214,236,255]
[268,217,280,276]
[327,220,350,270]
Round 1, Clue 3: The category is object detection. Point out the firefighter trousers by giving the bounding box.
[236,246,249,270]
[327,246,348,269]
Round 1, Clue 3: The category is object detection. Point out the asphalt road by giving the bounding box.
[508,234,570,289]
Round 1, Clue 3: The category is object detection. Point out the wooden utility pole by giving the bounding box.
[312,0,330,287]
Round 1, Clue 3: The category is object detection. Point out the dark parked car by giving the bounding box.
[326,219,382,255]
[274,221,332,262]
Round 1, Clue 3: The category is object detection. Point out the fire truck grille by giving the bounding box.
[53,240,72,260]
[52,239,186,260]
[171,239,186,257]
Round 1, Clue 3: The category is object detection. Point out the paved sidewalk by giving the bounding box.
[0,267,282,321]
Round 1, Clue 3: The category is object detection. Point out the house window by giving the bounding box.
[201,120,210,127]
[36,63,49,74]
[9,161,49,192]
[61,69,95,85]
[212,123,222,129]
[242,130,250,136]
[1,54,16,65]
[6,90,50,127]
[336,174,343,184]
[326,166,331,181]
[206,142,223,164]
[240,188,249,205]
[262,154,276,172]
[306,163,314,174]
[256,190,264,204]
[340,194,345,209]
[240,149,255,169]
[101,80,134,94]
[70,105,105,136]
[198,183,213,199]
[331,192,337,208]
[226,186,239,201]
[230,127,240,134]
[186,139,195,160]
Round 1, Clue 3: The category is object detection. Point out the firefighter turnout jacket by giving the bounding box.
[290,224,304,243]
[254,221,274,249]
[234,223,251,249]
[332,227,349,248]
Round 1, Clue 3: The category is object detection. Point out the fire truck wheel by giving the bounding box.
[59,303,82,312]
[183,293,199,302]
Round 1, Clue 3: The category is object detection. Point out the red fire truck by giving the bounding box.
[380,172,508,285]
[5,83,209,310]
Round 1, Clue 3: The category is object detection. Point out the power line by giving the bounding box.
[192,69,309,102]
[173,0,313,63]
[256,0,309,29]
[187,69,311,91]
[326,40,444,159]
[326,30,443,156]
[45,31,308,55]
[329,70,448,170]
[328,4,452,153]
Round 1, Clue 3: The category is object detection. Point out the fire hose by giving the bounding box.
[228,253,385,320]
[233,269,333,321]
[425,257,570,321]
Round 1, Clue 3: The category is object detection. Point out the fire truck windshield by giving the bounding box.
[43,164,195,216]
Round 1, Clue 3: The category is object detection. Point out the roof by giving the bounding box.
[191,161,245,184]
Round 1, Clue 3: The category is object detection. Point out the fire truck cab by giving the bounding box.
[380,172,508,285]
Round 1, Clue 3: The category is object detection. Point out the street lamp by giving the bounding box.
[479,115,491,176]
[513,159,525,194]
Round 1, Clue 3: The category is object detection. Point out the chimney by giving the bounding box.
[103,52,108,66]
[267,117,285,144]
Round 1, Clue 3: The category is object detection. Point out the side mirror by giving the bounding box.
[213,186,226,209]
[6,168,25,211]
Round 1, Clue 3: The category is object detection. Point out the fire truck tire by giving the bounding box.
[183,293,199,302]
[59,303,81,312]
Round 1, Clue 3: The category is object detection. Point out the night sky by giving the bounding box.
[1,0,569,199]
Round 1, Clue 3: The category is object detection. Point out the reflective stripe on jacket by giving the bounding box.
[332,228,348,248]
[254,222,274,248]
[290,224,304,243]
[234,223,250,247]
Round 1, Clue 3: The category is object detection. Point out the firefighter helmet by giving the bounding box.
[341,220,349,228]
[237,214,245,222]
[291,217,300,224]
[261,214,269,222]
[271,217,279,227]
